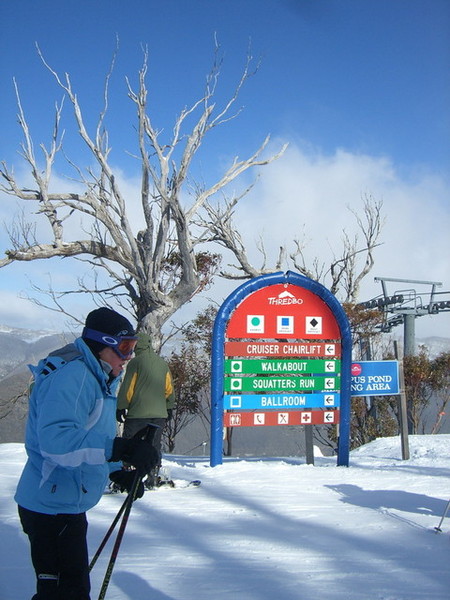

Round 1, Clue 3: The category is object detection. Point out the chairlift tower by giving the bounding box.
[358,277,450,436]
[358,277,450,356]
[376,277,445,356]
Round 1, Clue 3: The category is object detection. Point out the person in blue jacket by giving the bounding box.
[15,307,158,600]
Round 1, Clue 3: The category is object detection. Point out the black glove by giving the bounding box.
[166,409,173,421]
[109,470,144,499]
[116,408,127,423]
[110,427,159,476]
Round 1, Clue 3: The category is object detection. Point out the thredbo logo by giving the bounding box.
[267,290,304,305]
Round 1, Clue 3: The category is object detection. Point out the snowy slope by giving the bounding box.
[1,435,449,600]
[0,324,61,343]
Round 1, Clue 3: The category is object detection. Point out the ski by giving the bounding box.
[105,479,201,495]
[152,479,201,490]
[180,479,201,488]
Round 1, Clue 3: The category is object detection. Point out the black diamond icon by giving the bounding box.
[310,318,318,327]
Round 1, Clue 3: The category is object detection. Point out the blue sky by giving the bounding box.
[0,0,449,339]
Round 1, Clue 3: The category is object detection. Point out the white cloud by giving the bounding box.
[0,290,66,330]
[234,143,449,287]
[1,141,449,339]
[206,141,450,337]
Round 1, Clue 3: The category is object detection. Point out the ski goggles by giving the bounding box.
[82,327,138,359]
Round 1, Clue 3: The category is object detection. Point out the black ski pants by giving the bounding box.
[18,505,91,600]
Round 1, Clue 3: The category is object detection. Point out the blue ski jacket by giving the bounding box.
[15,338,121,515]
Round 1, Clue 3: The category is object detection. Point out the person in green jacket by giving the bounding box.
[116,333,175,488]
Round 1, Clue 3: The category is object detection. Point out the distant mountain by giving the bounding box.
[0,326,78,443]
[0,327,76,379]
[416,336,450,358]
[0,324,63,343]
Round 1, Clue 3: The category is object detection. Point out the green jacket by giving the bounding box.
[117,333,175,419]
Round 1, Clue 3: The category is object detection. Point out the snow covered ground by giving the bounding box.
[1,435,449,600]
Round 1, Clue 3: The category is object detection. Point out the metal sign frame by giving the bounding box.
[210,271,352,466]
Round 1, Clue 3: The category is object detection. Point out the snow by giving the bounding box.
[0,324,60,343]
[1,435,450,600]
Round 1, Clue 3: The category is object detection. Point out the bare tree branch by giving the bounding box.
[0,42,286,345]
[289,195,384,302]
[1,36,385,347]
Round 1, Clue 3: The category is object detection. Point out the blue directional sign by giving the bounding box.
[223,392,340,410]
[351,360,399,397]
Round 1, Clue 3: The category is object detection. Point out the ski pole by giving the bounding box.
[89,494,129,572]
[434,498,450,533]
[97,470,140,599]
[97,423,159,600]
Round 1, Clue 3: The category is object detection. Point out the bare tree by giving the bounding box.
[195,192,383,293]
[0,388,28,420]
[289,194,384,302]
[0,42,286,346]
[429,351,450,434]
[1,41,385,346]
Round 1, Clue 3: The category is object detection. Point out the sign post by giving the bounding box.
[210,271,352,466]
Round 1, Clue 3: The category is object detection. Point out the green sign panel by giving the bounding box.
[224,375,340,393]
[225,358,341,375]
